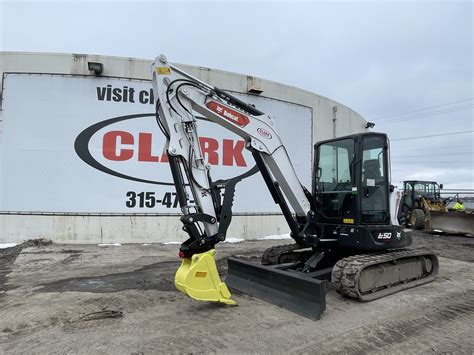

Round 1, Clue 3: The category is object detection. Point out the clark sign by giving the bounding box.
[0,74,311,213]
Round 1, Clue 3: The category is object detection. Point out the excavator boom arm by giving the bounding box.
[152,55,312,256]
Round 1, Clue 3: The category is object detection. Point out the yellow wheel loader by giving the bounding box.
[398,181,473,236]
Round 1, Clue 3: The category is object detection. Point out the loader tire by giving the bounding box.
[410,209,425,229]
[398,213,408,227]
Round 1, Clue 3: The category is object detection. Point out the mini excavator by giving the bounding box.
[152,55,438,319]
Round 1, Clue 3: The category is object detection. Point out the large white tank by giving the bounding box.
[0,52,368,244]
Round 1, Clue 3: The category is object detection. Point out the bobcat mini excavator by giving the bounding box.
[152,55,438,319]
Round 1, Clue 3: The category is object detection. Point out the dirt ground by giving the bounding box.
[1,232,473,354]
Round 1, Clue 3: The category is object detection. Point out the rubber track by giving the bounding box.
[333,248,439,301]
[331,251,378,286]
[261,244,302,265]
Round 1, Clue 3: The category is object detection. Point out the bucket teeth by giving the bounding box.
[174,249,236,305]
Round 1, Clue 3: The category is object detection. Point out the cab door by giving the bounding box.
[314,138,356,225]
[359,135,390,225]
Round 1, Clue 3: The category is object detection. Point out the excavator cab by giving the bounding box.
[314,132,410,250]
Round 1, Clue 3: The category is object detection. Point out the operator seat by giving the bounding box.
[363,159,382,184]
[361,159,386,222]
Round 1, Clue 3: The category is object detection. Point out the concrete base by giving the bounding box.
[0,214,290,244]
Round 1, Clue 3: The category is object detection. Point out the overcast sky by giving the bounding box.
[1,0,473,190]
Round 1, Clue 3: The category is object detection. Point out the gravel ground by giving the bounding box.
[0,232,473,354]
[411,230,474,262]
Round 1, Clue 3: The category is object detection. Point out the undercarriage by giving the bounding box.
[226,243,439,319]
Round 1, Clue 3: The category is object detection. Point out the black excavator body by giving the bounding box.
[226,132,438,320]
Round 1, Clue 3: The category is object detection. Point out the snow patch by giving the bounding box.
[163,241,181,245]
[0,243,18,249]
[223,238,244,243]
[98,243,121,247]
[258,234,291,240]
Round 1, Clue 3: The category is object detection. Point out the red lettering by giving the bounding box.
[160,148,169,163]
[223,139,247,167]
[101,131,246,167]
[103,131,134,161]
[199,137,219,165]
[138,133,159,162]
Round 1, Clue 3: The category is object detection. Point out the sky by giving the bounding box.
[1,0,473,190]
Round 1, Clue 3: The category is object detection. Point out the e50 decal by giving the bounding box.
[377,232,392,240]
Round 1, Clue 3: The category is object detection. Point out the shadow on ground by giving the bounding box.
[38,261,180,293]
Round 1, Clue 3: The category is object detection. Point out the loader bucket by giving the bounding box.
[426,211,474,236]
[175,249,236,305]
[226,257,327,320]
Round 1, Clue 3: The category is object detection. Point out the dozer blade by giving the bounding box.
[426,211,474,236]
[175,249,236,305]
[226,257,327,320]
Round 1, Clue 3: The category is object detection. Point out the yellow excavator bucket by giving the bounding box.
[175,249,236,305]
